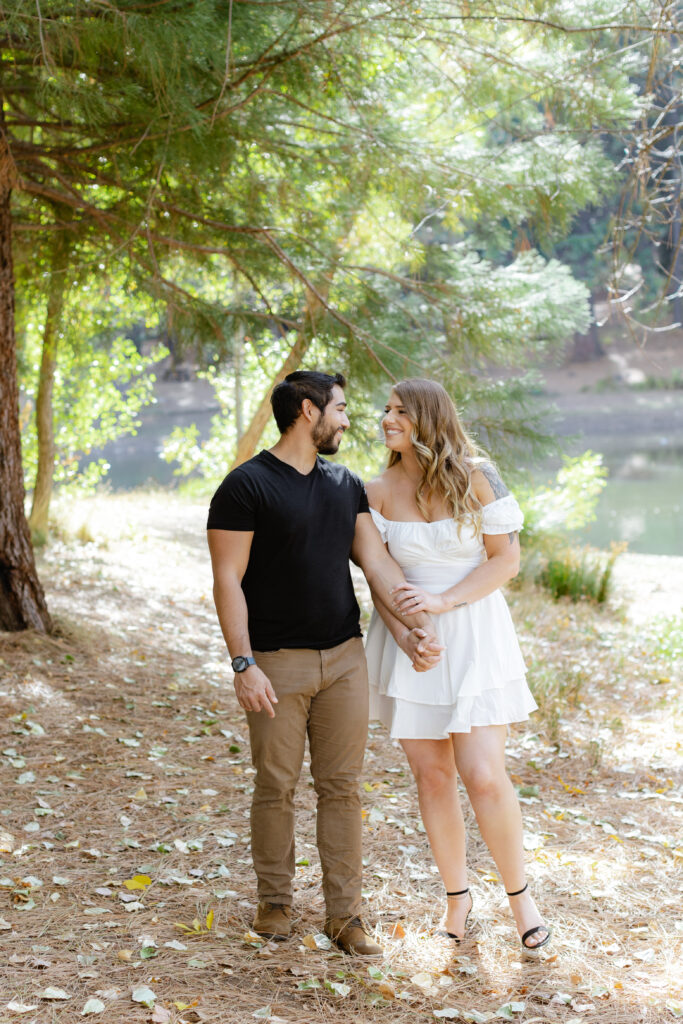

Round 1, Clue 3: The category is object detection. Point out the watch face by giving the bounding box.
[232,656,249,673]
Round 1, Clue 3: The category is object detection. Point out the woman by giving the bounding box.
[365,378,550,951]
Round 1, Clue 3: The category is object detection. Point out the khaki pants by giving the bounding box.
[247,636,368,919]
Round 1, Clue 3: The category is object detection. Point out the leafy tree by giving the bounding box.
[1,0,677,632]
[17,281,167,524]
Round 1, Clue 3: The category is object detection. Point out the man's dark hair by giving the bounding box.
[271,371,346,433]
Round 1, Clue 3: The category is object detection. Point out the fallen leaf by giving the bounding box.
[301,932,332,950]
[0,830,15,853]
[497,1003,525,1019]
[123,874,152,891]
[389,921,405,939]
[164,940,187,951]
[151,1007,172,1023]
[81,998,106,1015]
[325,980,350,997]
[38,987,70,1000]
[411,972,435,992]
[94,988,121,1000]
[6,1001,39,1014]
[131,985,156,1008]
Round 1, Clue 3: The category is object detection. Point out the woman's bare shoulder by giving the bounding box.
[471,462,510,506]
[365,467,398,511]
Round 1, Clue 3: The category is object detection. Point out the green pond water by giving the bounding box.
[579,448,682,555]
[94,385,683,556]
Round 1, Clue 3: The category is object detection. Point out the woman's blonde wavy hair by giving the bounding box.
[387,378,485,531]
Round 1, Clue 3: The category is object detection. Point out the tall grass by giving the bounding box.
[537,543,624,604]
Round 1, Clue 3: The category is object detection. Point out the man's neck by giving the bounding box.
[269,432,319,475]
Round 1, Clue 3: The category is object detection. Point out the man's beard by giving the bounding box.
[312,416,342,455]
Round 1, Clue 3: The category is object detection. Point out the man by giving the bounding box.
[207,370,441,956]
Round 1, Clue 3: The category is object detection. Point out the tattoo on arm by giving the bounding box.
[508,531,517,545]
[480,463,510,500]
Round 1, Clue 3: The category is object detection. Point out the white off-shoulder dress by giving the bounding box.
[365,495,537,739]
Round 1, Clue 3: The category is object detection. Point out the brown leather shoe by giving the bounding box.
[253,901,292,941]
[324,915,383,956]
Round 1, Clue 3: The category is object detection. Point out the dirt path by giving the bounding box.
[0,494,680,1024]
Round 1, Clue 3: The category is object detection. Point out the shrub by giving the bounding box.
[538,543,624,604]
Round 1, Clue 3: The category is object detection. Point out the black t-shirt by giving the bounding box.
[207,450,370,650]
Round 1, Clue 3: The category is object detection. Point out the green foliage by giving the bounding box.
[161,334,389,483]
[630,369,683,391]
[20,324,166,492]
[641,616,683,667]
[515,452,620,603]
[5,0,675,492]
[538,543,623,604]
[524,654,589,745]
[521,452,608,535]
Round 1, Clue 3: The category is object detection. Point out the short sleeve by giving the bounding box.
[207,468,258,531]
[357,481,370,515]
[369,507,388,542]
[481,494,524,535]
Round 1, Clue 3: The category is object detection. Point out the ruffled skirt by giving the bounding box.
[365,589,537,739]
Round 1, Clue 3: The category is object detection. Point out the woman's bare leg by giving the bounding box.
[452,725,549,946]
[401,738,471,936]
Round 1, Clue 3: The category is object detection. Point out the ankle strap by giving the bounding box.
[446,888,469,896]
[506,883,528,897]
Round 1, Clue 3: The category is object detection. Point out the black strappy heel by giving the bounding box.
[440,887,473,941]
[506,883,551,952]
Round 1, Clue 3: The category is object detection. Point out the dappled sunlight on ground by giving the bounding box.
[0,492,680,1023]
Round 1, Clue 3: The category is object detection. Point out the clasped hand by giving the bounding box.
[392,582,447,616]
[403,626,445,672]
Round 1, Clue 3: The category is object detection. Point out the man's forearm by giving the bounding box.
[213,576,252,657]
[370,587,412,646]
[365,554,433,632]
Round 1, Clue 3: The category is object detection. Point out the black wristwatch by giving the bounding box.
[231,655,256,673]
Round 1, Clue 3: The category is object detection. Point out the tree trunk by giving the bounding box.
[229,192,367,470]
[234,319,245,441]
[0,104,52,632]
[29,228,71,541]
[667,182,682,327]
[569,294,604,362]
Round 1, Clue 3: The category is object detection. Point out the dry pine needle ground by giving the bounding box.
[0,492,681,1024]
